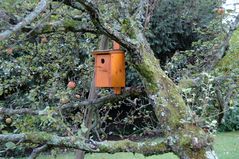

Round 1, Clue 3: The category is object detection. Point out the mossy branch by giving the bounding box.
[96,138,169,156]
[0,132,170,155]
[0,132,97,151]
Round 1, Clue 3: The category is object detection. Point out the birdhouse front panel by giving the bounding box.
[110,50,125,87]
[94,53,111,87]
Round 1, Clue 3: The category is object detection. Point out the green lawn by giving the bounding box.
[213,131,239,159]
[19,131,239,159]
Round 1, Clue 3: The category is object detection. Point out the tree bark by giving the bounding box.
[201,14,239,71]
[124,26,217,159]
[0,132,171,155]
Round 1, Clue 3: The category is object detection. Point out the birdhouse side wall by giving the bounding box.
[111,53,125,87]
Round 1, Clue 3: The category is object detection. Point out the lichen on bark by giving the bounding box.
[125,26,216,158]
[130,30,187,132]
[97,138,169,156]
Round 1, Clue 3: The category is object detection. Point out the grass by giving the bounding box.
[18,131,239,159]
[213,131,239,159]
[22,152,178,159]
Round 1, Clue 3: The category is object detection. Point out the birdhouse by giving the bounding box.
[92,41,125,94]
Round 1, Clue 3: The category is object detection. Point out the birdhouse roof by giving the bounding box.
[92,50,124,55]
[92,50,111,55]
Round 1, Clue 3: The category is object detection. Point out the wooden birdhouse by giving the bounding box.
[92,41,125,94]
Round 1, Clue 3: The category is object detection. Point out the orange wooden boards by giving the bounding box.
[92,50,125,94]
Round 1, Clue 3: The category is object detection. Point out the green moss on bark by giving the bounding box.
[133,42,187,131]
[25,132,52,143]
[98,138,168,156]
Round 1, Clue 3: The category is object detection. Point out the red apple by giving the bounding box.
[67,81,76,89]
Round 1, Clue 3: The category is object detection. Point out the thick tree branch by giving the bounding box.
[0,87,144,116]
[61,87,144,110]
[63,0,138,54]
[0,132,169,156]
[0,0,48,40]
[202,14,239,71]
[0,132,96,151]
[96,138,169,156]
[0,107,40,115]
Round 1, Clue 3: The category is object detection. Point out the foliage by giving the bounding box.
[0,0,237,158]
[219,107,239,131]
[146,0,220,60]
[215,28,239,131]
[0,31,97,156]
[165,20,239,132]
[0,1,157,157]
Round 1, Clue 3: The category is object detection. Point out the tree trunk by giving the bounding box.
[129,27,217,159]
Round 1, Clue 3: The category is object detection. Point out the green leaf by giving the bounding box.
[5,142,16,150]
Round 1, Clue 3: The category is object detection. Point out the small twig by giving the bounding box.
[135,103,151,111]
[28,144,49,159]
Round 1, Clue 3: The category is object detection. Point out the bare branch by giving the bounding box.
[76,35,109,159]
[53,0,85,11]
[0,87,144,116]
[0,107,40,115]
[61,87,144,110]
[28,144,49,159]
[0,0,48,40]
